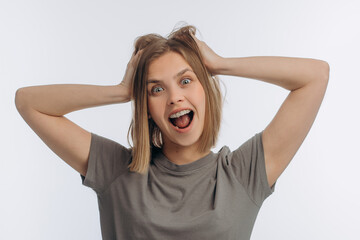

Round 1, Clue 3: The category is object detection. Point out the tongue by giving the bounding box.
[173,114,191,128]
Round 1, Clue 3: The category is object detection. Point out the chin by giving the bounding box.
[168,134,202,148]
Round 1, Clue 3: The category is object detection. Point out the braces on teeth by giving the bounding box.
[169,109,191,119]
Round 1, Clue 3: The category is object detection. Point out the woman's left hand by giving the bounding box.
[191,33,225,75]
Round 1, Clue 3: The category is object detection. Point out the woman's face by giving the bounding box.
[146,51,206,150]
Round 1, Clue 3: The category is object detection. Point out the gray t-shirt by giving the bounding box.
[80,131,276,239]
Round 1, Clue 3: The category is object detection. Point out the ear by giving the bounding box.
[148,114,151,119]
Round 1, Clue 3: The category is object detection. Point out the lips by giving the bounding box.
[168,108,194,119]
[169,110,194,128]
[167,108,195,131]
[169,113,195,133]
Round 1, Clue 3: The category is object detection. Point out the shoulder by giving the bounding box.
[89,132,133,167]
[91,132,132,153]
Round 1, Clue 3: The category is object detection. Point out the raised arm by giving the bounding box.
[15,50,141,176]
[15,84,130,176]
[191,34,330,188]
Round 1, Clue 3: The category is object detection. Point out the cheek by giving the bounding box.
[147,98,163,122]
[194,85,206,109]
[147,98,155,117]
[147,97,153,115]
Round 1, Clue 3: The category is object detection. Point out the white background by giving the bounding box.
[2,0,359,239]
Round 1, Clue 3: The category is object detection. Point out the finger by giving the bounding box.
[135,48,144,56]
[131,49,142,61]
[129,49,143,65]
[190,32,197,40]
[191,33,202,46]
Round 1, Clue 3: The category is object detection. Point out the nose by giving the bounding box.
[167,88,184,105]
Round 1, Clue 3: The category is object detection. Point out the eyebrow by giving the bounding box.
[147,68,194,84]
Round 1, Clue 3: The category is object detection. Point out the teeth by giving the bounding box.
[169,109,191,119]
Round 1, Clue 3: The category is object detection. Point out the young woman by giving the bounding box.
[15,25,329,239]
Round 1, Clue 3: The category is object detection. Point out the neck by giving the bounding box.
[162,142,210,165]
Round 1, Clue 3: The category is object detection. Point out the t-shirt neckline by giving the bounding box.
[153,149,215,173]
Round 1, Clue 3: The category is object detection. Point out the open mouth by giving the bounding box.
[169,110,194,129]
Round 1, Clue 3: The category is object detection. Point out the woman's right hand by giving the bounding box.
[119,49,143,99]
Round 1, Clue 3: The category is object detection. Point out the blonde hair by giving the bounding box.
[127,25,223,174]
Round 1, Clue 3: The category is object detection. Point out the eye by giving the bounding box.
[151,86,164,93]
[181,78,191,85]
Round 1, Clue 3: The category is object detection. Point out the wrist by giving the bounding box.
[114,84,131,103]
[211,57,229,76]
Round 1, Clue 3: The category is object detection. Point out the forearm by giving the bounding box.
[15,84,130,116]
[216,56,329,91]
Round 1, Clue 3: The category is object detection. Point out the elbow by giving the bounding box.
[305,60,330,90]
[319,60,330,83]
[311,60,330,91]
[15,88,22,108]
[309,60,330,87]
[15,88,27,111]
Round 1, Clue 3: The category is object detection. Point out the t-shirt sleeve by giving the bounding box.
[80,132,132,195]
[229,130,276,207]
